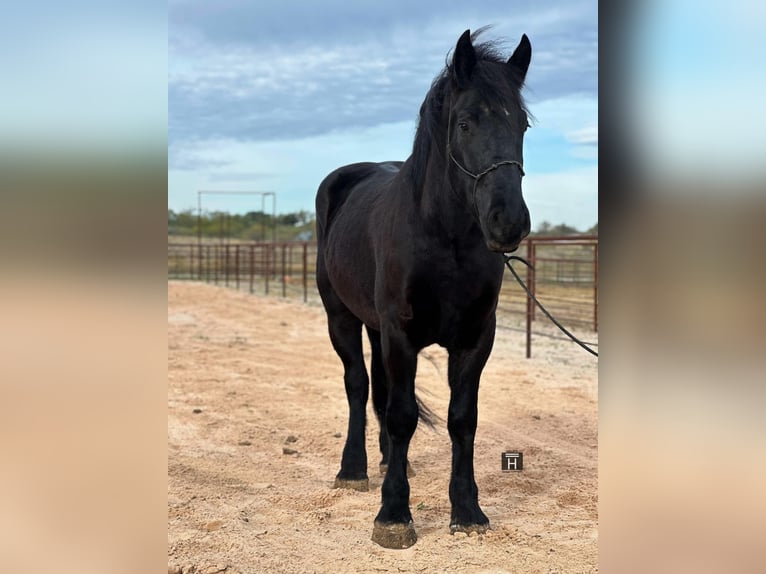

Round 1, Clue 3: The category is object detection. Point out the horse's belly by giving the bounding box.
[324,227,379,329]
[329,274,380,329]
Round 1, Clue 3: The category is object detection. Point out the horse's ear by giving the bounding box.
[507,34,531,84]
[452,29,477,89]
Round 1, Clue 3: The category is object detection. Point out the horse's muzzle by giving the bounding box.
[486,239,521,253]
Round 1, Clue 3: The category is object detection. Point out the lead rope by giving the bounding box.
[504,255,599,357]
[443,103,594,357]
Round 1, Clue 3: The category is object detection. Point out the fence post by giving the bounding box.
[189,245,194,280]
[197,242,202,281]
[249,245,254,294]
[288,244,293,281]
[281,244,287,298]
[290,244,295,294]
[213,245,218,285]
[234,243,239,291]
[525,239,533,359]
[529,240,537,321]
[205,245,210,283]
[265,244,270,295]
[224,244,230,287]
[302,242,308,303]
[593,242,598,332]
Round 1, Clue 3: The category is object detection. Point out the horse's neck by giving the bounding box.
[416,159,483,248]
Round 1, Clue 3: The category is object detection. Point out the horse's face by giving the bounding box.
[449,31,532,253]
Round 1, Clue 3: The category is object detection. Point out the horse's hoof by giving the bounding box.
[378,462,416,477]
[450,522,491,535]
[333,477,369,492]
[371,520,417,549]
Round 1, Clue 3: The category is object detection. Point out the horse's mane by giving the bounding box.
[408,30,531,192]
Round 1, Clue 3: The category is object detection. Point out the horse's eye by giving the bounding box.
[458,122,469,132]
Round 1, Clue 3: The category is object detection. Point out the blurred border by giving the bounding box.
[0,2,167,573]
[3,1,765,572]
[600,1,766,572]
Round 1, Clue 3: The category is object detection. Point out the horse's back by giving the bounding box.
[315,161,402,241]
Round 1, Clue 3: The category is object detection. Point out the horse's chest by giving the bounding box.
[406,261,501,346]
[428,274,486,308]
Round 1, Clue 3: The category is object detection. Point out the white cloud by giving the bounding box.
[564,125,598,161]
[566,125,598,146]
[169,3,597,145]
[530,96,598,133]
[168,121,417,213]
[169,122,598,230]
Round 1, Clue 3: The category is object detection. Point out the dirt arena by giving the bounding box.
[168,281,598,574]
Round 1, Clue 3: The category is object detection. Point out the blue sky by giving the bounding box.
[1,1,165,150]
[168,0,598,230]
[627,0,766,184]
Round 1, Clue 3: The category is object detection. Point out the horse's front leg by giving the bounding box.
[447,321,495,534]
[371,323,419,549]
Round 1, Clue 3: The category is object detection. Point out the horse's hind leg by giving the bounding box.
[328,309,370,492]
[367,326,391,476]
[367,326,415,478]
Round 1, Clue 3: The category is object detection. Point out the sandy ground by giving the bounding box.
[168,281,598,574]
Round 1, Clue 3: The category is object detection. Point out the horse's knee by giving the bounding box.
[343,367,369,403]
[386,398,418,442]
[447,406,478,439]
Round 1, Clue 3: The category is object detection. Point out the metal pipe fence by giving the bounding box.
[167,241,317,303]
[494,235,598,357]
[168,235,598,357]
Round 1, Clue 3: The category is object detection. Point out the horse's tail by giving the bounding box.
[416,394,440,429]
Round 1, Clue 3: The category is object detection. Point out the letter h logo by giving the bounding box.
[502,451,523,471]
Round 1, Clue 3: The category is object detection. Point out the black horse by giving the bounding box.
[315,29,532,549]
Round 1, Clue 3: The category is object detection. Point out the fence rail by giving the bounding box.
[168,241,316,302]
[168,235,598,358]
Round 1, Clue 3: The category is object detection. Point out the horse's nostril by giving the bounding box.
[489,209,506,227]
